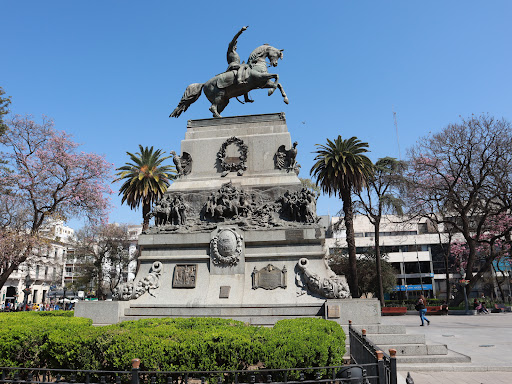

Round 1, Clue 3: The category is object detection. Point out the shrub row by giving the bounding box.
[0,313,345,372]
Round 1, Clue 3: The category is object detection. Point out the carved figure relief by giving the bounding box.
[147,184,321,234]
[275,141,300,174]
[149,193,188,227]
[217,137,248,176]
[173,264,197,288]
[170,151,192,177]
[278,188,318,223]
[295,258,350,299]
[113,261,163,301]
[204,182,254,221]
[252,264,287,290]
[210,228,244,266]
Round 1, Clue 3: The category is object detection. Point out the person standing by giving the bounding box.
[416,295,430,326]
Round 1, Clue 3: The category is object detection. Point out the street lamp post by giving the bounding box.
[23,273,33,311]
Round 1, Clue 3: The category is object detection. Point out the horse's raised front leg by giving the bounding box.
[263,77,289,104]
[267,74,279,96]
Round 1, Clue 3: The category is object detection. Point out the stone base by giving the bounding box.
[74,300,129,325]
[325,298,382,326]
[75,299,383,327]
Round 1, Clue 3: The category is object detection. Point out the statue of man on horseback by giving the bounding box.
[170,26,288,119]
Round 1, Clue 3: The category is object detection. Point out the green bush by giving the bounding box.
[0,314,345,372]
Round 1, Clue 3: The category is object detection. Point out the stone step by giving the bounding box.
[378,343,448,356]
[364,333,426,345]
[395,349,471,364]
[124,305,323,318]
[351,324,407,334]
[119,314,323,327]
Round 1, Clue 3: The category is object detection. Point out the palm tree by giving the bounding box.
[114,145,175,230]
[310,136,373,298]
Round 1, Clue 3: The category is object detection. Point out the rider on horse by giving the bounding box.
[226,26,253,103]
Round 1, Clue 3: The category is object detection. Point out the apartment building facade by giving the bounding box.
[325,215,456,300]
[1,222,75,308]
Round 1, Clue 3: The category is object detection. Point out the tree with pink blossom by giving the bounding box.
[404,114,512,305]
[0,115,113,291]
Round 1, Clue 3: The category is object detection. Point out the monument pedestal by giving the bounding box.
[76,114,380,326]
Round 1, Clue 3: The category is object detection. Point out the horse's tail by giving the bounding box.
[169,83,204,118]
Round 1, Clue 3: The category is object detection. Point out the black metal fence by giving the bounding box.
[348,321,397,384]
[1,363,372,384]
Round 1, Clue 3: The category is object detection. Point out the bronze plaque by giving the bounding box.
[219,286,231,298]
[252,264,287,290]
[327,305,341,319]
[224,157,241,164]
[285,229,304,241]
[172,264,197,288]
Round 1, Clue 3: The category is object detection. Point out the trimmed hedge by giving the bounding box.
[0,313,345,371]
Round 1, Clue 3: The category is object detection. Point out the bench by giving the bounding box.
[494,303,512,313]
[382,307,407,316]
[426,305,448,315]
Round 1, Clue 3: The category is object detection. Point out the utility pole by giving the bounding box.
[393,107,402,161]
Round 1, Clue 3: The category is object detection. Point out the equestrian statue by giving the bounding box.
[170,26,288,118]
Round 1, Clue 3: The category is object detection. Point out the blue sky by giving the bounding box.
[2,1,512,228]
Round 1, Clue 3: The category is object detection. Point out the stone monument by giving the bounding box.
[75,28,381,327]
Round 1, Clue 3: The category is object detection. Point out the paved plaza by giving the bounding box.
[379,312,512,383]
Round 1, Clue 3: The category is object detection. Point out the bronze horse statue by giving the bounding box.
[170,30,288,118]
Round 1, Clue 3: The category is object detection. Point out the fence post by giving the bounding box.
[388,349,397,384]
[131,359,140,384]
[376,351,386,384]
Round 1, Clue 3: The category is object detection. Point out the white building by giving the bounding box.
[326,214,512,301]
[1,222,75,308]
[326,215,454,300]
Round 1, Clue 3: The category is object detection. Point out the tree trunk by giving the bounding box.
[0,264,18,292]
[444,241,452,304]
[374,220,385,307]
[341,188,359,298]
[142,201,151,231]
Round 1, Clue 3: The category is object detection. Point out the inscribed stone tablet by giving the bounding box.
[285,229,304,241]
[172,264,197,288]
[219,286,231,298]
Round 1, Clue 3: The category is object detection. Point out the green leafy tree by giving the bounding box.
[310,136,373,298]
[0,87,11,136]
[354,157,405,306]
[72,223,135,299]
[299,177,321,197]
[329,248,398,298]
[404,115,512,305]
[114,146,175,230]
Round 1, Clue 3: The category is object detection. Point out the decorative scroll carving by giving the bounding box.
[204,182,254,221]
[173,264,197,288]
[278,188,318,223]
[295,258,350,299]
[210,228,244,266]
[252,264,287,290]
[275,141,300,174]
[170,151,192,177]
[217,136,248,176]
[150,193,188,226]
[113,261,163,301]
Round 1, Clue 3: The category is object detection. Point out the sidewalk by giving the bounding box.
[379,312,512,383]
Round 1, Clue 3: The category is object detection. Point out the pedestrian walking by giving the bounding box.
[415,295,430,326]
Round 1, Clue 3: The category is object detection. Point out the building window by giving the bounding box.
[36,265,40,279]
